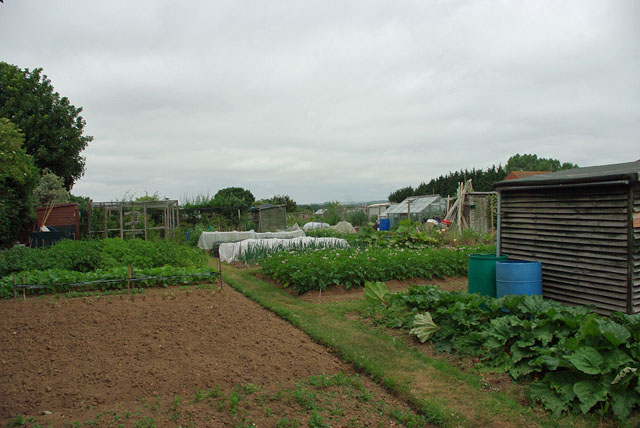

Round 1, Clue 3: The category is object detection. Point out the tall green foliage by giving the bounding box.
[0,118,39,248]
[0,62,92,189]
[323,201,343,225]
[32,170,71,207]
[388,186,415,203]
[506,153,578,172]
[269,194,297,212]
[211,187,255,226]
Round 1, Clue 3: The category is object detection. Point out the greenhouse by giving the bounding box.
[386,195,447,227]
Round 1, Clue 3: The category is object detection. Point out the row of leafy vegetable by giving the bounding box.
[0,266,218,298]
[364,283,640,419]
[0,238,207,277]
[260,245,493,293]
[305,221,495,250]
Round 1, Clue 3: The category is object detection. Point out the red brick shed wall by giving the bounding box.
[35,203,80,238]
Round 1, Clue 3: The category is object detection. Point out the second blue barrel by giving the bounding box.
[379,218,390,231]
[495,260,542,297]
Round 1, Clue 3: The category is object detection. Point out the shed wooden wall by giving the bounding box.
[253,206,286,232]
[499,184,634,315]
[633,184,640,313]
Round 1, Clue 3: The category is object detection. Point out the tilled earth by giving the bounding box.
[1,284,424,427]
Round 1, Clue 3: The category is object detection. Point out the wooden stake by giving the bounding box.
[22,275,26,301]
[13,275,16,300]
[127,265,131,296]
[217,257,223,288]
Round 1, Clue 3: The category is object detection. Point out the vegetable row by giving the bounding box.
[1,265,218,298]
[0,238,207,276]
[260,246,493,293]
[368,285,640,419]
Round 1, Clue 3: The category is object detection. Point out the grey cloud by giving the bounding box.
[1,0,638,203]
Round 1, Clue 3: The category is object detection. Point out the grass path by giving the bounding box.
[222,265,608,428]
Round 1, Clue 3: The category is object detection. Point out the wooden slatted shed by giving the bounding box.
[494,161,640,315]
[250,204,286,232]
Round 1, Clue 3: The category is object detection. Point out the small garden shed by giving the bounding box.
[494,161,640,315]
[250,204,286,232]
[366,202,391,219]
[386,195,447,227]
[27,203,80,247]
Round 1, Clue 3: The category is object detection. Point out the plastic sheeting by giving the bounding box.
[332,221,356,233]
[302,222,330,231]
[197,229,306,250]
[218,237,348,263]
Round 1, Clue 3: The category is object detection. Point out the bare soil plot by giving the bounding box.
[0,285,425,427]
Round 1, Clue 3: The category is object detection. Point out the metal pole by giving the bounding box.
[496,190,502,257]
[627,185,634,315]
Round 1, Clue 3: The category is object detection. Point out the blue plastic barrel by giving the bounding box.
[379,218,390,231]
[496,260,542,297]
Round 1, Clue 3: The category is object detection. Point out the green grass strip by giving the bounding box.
[222,265,623,428]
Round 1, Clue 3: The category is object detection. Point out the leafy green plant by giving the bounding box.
[368,285,640,419]
[238,238,348,264]
[261,245,492,293]
[363,281,390,308]
[409,313,439,343]
[276,417,300,428]
[7,415,37,427]
[0,238,207,277]
[133,417,156,428]
[308,411,330,428]
[0,265,218,298]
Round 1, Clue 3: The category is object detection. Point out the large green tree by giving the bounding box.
[0,62,93,189]
[506,153,578,173]
[269,194,297,212]
[212,187,255,210]
[388,186,414,203]
[211,187,255,225]
[0,118,39,247]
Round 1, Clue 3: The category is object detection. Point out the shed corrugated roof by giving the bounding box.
[495,161,640,189]
[385,195,441,214]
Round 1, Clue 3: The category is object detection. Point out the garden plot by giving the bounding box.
[0,284,427,427]
[294,277,468,304]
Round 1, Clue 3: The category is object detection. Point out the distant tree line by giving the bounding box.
[388,154,579,203]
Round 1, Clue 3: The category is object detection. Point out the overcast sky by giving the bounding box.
[1,1,638,204]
